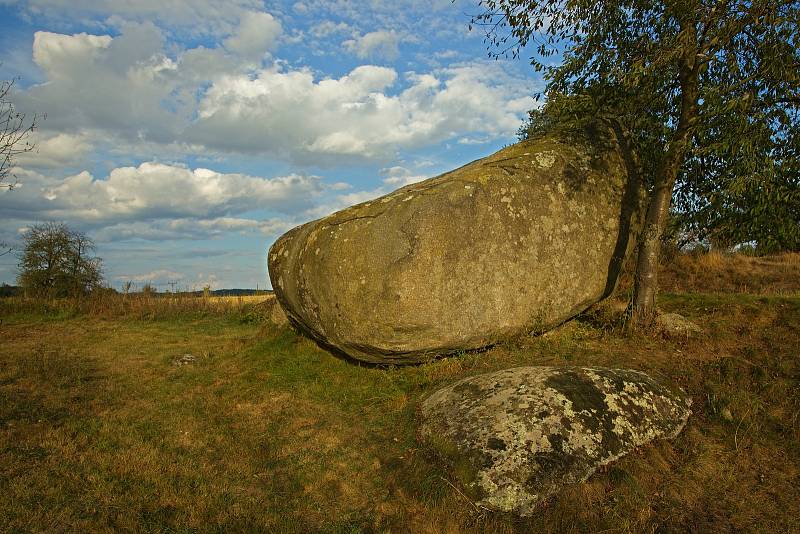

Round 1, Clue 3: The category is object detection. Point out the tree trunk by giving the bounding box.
[631,20,701,327]
[630,145,686,325]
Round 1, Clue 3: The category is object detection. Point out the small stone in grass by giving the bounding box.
[656,312,703,338]
[174,354,197,366]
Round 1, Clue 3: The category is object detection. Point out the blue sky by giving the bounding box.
[0,0,542,290]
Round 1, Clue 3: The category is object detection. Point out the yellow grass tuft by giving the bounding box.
[697,249,726,270]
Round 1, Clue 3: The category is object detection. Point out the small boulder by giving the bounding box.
[419,366,691,516]
[656,312,703,338]
[268,129,643,363]
[261,293,289,326]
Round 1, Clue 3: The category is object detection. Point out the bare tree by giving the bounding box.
[1,78,42,256]
[1,78,41,190]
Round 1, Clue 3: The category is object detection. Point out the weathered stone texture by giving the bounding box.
[656,312,703,338]
[419,366,692,516]
[268,131,642,363]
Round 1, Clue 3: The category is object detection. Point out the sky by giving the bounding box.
[0,0,542,290]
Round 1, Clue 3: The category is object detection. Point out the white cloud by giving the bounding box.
[434,50,460,59]
[379,166,427,186]
[310,20,352,38]
[15,25,535,164]
[174,216,291,236]
[112,269,231,291]
[343,30,401,60]
[189,62,534,161]
[15,132,93,168]
[18,0,266,38]
[115,269,184,283]
[292,2,310,14]
[302,187,386,220]
[93,216,293,242]
[457,135,492,145]
[32,31,113,78]
[23,25,182,142]
[328,181,352,191]
[0,0,545,290]
[281,0,461,41]
[1,163,323,224]
[302,165,432,220]
[224,11,282,60]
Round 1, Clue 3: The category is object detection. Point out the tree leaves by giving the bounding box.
[481,0,799,252]
[17,223,104,298]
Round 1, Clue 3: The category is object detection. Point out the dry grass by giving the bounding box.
[206,295,272,306]
[0,254,798,532]
[0,292,273,321]
[660,250,800,296]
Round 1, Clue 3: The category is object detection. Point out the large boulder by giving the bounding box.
[268,130,642,363]
[419,366,692,516]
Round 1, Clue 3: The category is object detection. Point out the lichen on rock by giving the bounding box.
[419,366,692,516]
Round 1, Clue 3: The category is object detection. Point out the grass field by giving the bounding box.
[1,253,799,532]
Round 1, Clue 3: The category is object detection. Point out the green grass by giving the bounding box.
[1,292,798,532]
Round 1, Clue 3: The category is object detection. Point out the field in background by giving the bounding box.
[1,252,798,532]
[660,251,800,295]
[0,292,273,321]
[206,295,271,305]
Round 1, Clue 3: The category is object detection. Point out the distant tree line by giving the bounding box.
[0,283,20,297]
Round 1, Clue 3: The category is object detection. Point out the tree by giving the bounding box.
[671,97,800,253]
[1,78,40,190]
[17,222,103,297]
[1,78,42,257]
[470,0,800,325]
[519,90,800,254]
